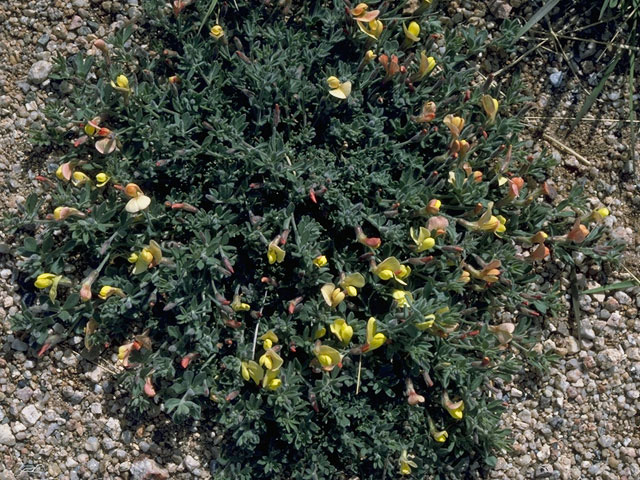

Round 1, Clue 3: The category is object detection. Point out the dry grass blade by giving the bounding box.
[515,0,562,39]
[628,52,637,173]
[540,132,592,166]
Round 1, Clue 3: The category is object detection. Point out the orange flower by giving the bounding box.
[350,3,380,22]
[379,54,400,80]
[567,220,589,243]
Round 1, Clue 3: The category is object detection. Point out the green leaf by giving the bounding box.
[63,293,80,310]
[582,281,638,295]
[25,193,38,215]
[23,237,38,253]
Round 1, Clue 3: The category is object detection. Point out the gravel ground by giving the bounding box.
[0,2,219,479]
[1,1,639,479]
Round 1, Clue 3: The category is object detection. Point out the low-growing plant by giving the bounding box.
[4,1,620,478]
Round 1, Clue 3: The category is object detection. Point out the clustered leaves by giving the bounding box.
[4,1,620,479]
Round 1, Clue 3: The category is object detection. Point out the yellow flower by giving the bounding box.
[141,249,153,264]
[461,202,506,236]
[210,25,224,40]
[416,314,435,330]
[327,76,352,100]
[481,95,499,124]
[313,255,328,267]
[110,74,131,93]
[314,326,327,339]
[71,171,91,187]
[132,240,162,275]
[590,207,610,222]
[124,183,151,213]
[84,117,101,136]
[231,295,251,312]
[96,172,110,187]
[34,273,57,289]
[34,273,67,302]
[241,360,264,385]
[443,114,465,138]
[414,51,436,80]
[443,391,464,420]
[428,416,448,443]
[373,257,410,285]
[259,348,283,371]
[364,50,377,63]
[365,317,386,351]
[128,253,139,263]
[55,165,64,180]
[262,369,282,390]
[321,283,346,308]
[118,344,132,361]
[267,239,286,264]
[432,429,448,443]
[98,286,125,300]
[357,19,384,40]
[340,272,365,297]
[330,318,353,344]
[314,343,342,371]
[392,289,413,308]
[531,231,548,244]
[410,227,435,252]
[458,271,470,283]
[259,330,278,350]
[53,206,85,221]
[399,450,417,476]
[403,21,421,43]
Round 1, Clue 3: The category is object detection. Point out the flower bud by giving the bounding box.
[364,50,376,63]
[426,199,441,214]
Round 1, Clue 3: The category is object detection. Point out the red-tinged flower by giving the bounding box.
[350,3,380,22]
[507,177,525,199]
[406,378,425,406]
[567,220,589,243]
[53,206,86,221]
[379,54,400,80]
[173,0,190,16]
[144,377,156,397]
[530,242,550,262]
[355,226,382,248]
[427,216,449,236]
[94,39,108,54]
[180,353,198,368]
[37,334,63,357]
[288,296,303,314]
